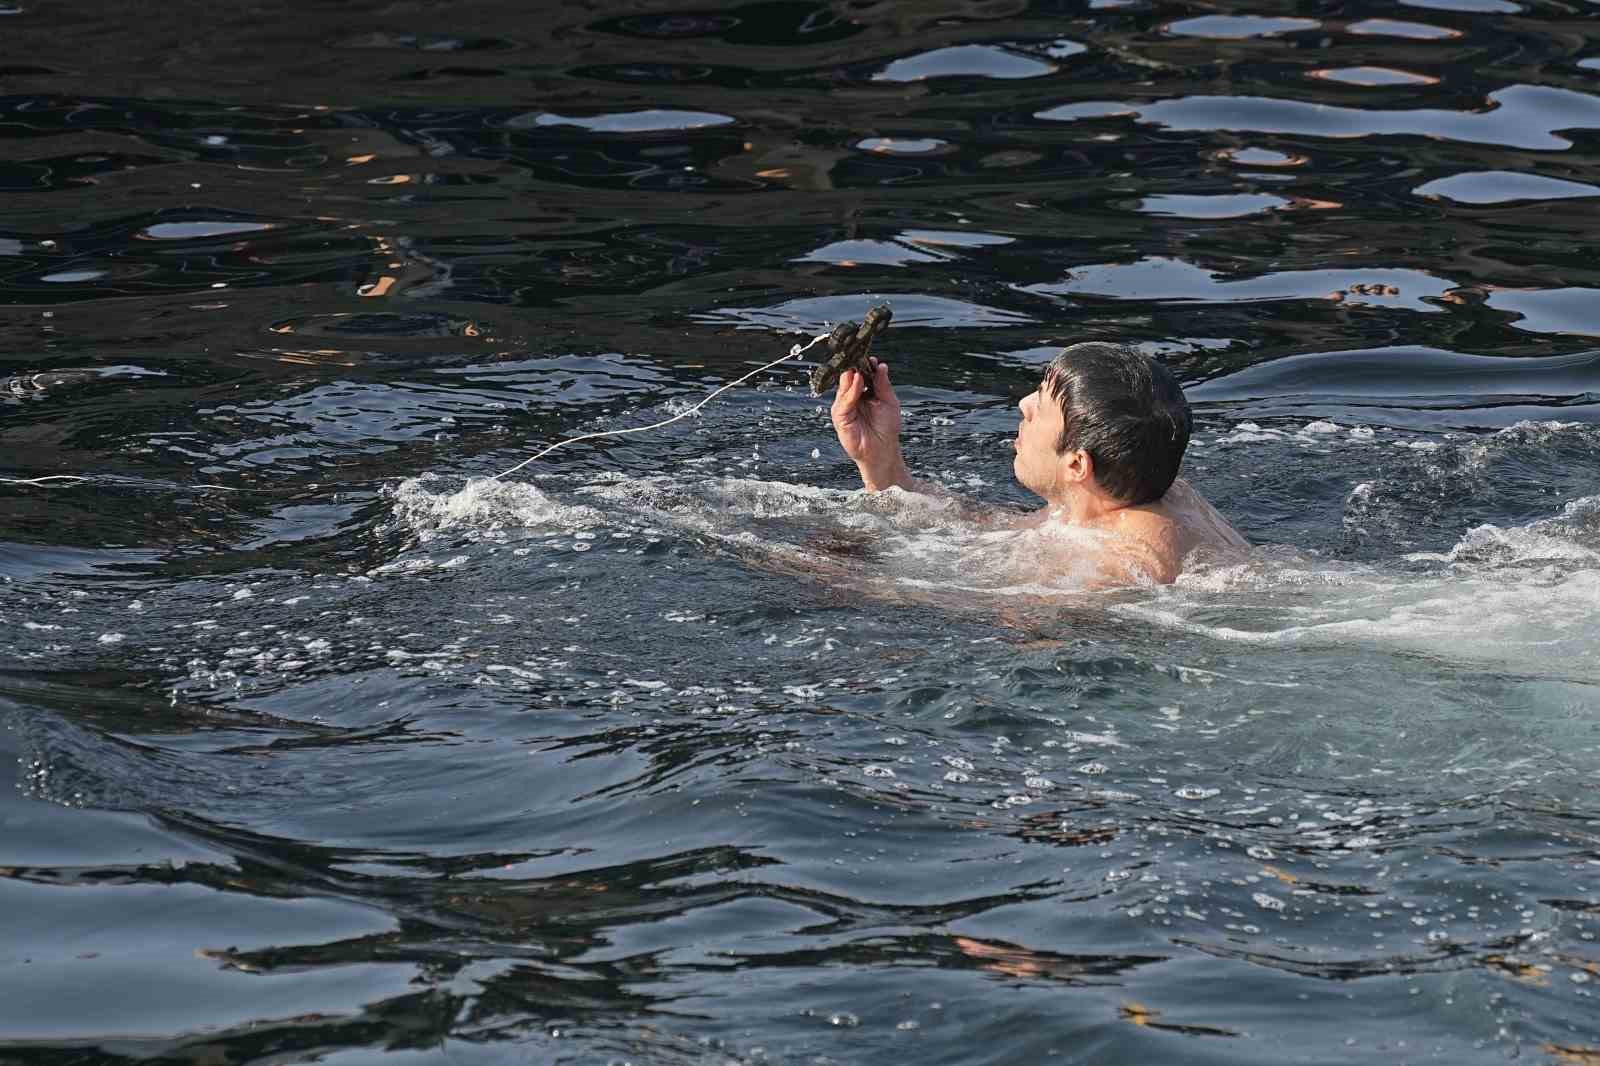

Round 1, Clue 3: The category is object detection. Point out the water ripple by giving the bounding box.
[1037,85,1600,150]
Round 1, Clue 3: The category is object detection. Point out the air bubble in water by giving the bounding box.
[1247,845,1275,860]
[1076,761,1107,775]
[1176,786,1220,800]
[829,1012,860,1028]
[863,765,896,778]
[1252,892,1285,912]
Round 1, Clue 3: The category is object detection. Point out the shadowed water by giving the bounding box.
[3,1,1599,1063]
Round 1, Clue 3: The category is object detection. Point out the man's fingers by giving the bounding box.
[832,368,861,414]
[873,360,895,399]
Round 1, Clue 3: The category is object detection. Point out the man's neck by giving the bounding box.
[1045,486,1137,527]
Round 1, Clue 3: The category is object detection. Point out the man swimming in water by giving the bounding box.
[830,341,1247,586]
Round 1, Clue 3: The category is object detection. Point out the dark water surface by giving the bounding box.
[4,1,1600,1062]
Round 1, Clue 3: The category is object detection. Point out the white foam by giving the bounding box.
[581,476,966,532]
[633,478,1137,594]
[1117,498,1600,675]
[1210,419,1382,448]
[877,518,1138,595]
[387,459,1600,662]
[386,472,1169,596]
[387,474,605,543]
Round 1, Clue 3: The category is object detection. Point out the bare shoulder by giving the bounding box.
[1112,506,1183,550]
[1092,483,1246,586]
[1162,478,1250,551]
[1075,506,1182,586]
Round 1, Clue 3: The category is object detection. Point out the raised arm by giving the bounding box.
[829,358,923,492]
[830,358,1025,532]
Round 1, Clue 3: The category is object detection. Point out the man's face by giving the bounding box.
[1013,377,1067,498]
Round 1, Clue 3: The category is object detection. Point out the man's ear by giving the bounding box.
[1059,447,1094,486]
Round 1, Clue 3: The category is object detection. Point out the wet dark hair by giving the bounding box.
[1043,342,1191,505]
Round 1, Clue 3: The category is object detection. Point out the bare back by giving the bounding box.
[1077,479,1248,586]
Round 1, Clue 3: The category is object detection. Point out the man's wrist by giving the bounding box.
[857,456,912,492]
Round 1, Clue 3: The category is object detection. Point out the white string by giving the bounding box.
[0,475,90,486]
[490,332,831,481]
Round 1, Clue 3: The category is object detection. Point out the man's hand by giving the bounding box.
[831,358,914,491]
